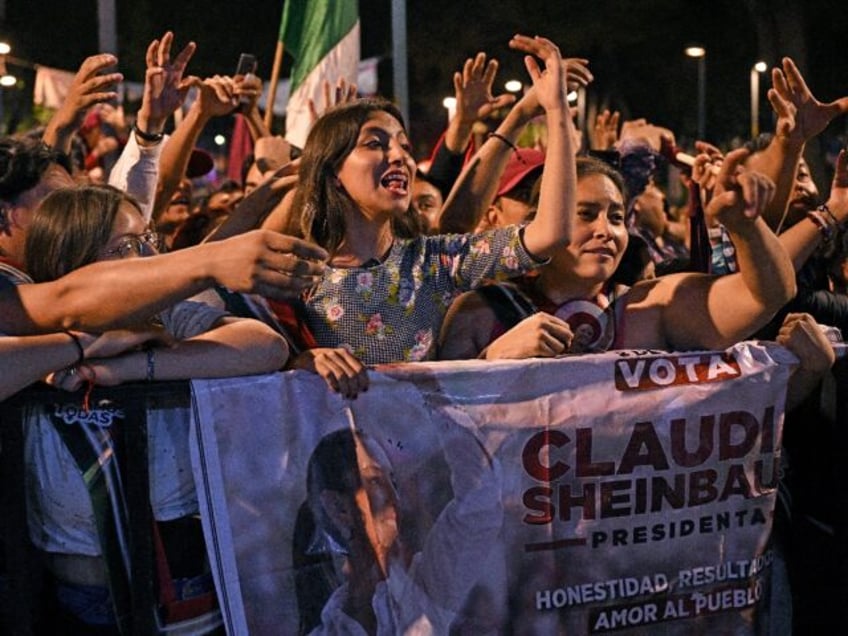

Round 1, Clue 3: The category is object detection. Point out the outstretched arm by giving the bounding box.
[50,317,289,391]
[1,230,327,334]
[660,149,796,350]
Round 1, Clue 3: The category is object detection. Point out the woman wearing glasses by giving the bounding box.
[21,183,287,631]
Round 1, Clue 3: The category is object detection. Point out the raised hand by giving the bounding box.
[138,31,197,135]
[307,78,358,126]
[234,72,263,114]
[769,57,848,146]
[43,54,123,153]
[454,52,516,125]
[591,109,620,150]
[188,75,241,119]
[705,148,775,228]
[509,34,567,114]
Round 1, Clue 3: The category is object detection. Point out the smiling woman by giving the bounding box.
[288,34,579,397]
[438,151,796,361]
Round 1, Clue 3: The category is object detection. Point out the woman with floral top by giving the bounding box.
[290,35,577,397]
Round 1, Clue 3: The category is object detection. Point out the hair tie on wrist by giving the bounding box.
[487,132,519,152]
[63,330,85,366]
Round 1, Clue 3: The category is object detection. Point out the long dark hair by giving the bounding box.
[294,97,407,254]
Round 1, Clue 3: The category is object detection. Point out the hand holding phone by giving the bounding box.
[235,53,258,111]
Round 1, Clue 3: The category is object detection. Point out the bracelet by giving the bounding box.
[818,203,840,228]
[807,209,834,241]
[145,347,156,382]
[132,123,164,143]
[63,330,85,366]
[487,132,519,153]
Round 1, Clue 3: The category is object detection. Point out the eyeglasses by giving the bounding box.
[103,229,161,258]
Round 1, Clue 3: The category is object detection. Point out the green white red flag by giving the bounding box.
[279,0,360,149]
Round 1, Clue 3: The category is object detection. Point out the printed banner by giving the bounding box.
[190,343,795,635]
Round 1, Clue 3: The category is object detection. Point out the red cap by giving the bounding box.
[186,148,214,179]
[497,148,545,198]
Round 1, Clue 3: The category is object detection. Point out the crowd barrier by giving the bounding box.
[0,345,846,634]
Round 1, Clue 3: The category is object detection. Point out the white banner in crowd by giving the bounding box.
[190,343,795,635]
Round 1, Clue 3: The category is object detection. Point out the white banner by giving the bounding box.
[190,343,795,635]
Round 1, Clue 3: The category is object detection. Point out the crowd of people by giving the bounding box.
[1,25,847,634]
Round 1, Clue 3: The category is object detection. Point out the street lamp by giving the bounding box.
[685,46,706,140]
[504,80,522,93]
[750,61,767,139]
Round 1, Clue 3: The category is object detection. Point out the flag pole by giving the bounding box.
[264,40,285,132]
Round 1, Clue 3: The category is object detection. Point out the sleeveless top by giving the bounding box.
[479,276,628,354]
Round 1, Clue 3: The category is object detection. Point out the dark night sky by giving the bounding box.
[3,0,847,161]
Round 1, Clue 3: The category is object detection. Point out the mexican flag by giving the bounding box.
[279,0,360,150]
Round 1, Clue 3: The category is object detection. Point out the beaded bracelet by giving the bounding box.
[63,330,85,366]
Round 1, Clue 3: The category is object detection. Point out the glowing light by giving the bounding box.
[214,134,226,146]
[0,43,10,55]
[442,97,456,110]
[504,80,522,93]
[0,75,16,87]
[753,61,767,73]
[685,46,706,58]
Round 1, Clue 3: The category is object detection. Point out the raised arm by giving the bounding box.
[746,57,848,232]
[42,55,122,155]
[152,74,236,220]
[778,149,848,270]
[660,148,796,350]
[509,35,576,258]
[1,230,327,334]
[437,42,588,238]
[110,32,196,222]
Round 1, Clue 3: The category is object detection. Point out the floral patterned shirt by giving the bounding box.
[303,225,543,364]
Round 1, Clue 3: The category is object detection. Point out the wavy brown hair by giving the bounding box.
[294,97,407,254]
[25,184,143,282]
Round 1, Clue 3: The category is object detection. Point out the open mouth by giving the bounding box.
[381,171,409,195]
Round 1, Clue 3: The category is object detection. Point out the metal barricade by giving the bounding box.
[0,380,190,635]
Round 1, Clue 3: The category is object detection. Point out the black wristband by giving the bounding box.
[487,132,519,152]
[63,330,85,366]
[133,123,164,143]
